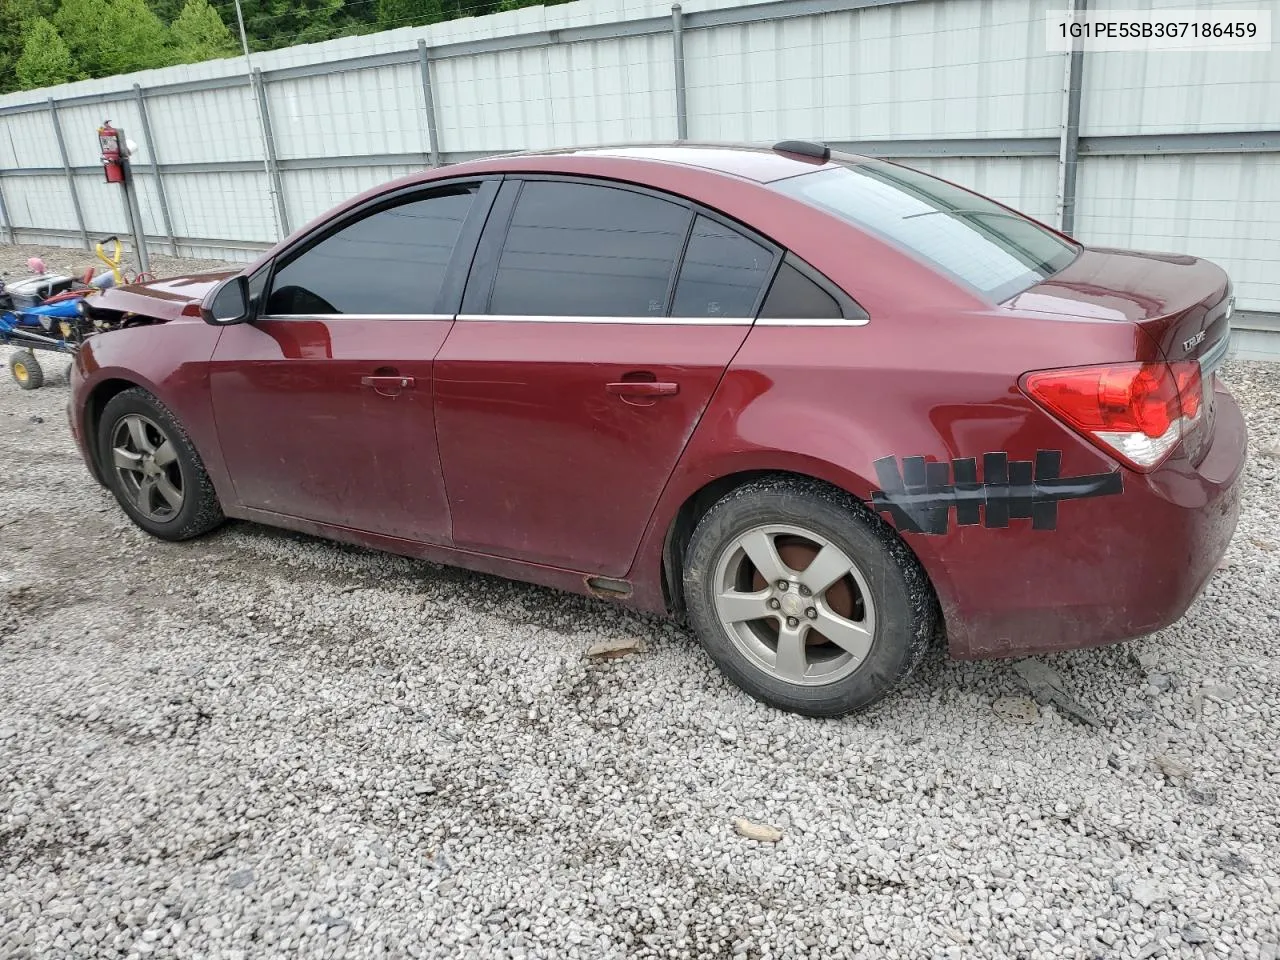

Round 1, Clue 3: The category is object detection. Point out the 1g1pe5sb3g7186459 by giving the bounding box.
[68,141,1245,717]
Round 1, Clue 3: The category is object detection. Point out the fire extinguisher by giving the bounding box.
[98,121,127,184]
[95,120,150,275]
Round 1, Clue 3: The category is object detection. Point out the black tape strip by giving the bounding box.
[869,450,1123,535]
[952,457,981,526]
[984,453,1009,529]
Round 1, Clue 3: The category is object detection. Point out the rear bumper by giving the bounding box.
[940,381,1246,659]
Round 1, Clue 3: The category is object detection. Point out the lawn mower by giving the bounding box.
[0,237,151,389]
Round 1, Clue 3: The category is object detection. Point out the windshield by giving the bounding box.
[773,162,1080,302]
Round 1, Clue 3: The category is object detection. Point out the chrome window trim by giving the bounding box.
[257,313,456,322]
[257,313,871,327]
[455,314,752,326]
[455,314,869,327]
[756,315,870,327]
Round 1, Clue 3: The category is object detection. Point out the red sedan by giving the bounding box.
[69,142,1244,716]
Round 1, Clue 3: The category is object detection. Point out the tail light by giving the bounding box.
[1020,361,1204,471]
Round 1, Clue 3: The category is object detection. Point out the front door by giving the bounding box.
[210,181,493,543]
[435,179,780,575]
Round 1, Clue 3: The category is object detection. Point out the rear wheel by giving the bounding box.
[9,350,42,390]
[683,477,937,716]
[97,388,224,540]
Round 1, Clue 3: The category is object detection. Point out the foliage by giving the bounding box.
[1,0,57,90]
[106,0,173,70]
[171,0,236,61]
[53,0,172,77]
[232,0,346,48]
[374,0,444,30]
[14,14,78,87]
[2,0,578,90]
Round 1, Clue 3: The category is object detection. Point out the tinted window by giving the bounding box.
[267,187,475,315]
[773,162,1079,302]
[489,181,689,317]
[759,262,842,319]
[671,215,772,318]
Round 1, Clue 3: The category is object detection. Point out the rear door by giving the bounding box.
[210,179,496,543]
[434,177,779,576]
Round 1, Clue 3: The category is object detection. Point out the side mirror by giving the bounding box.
[203,275,252,325]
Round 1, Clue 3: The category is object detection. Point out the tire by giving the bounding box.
[683,476,937,717]
[97,387,224,541]
[10,350,43,390]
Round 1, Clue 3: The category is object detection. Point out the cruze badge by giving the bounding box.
[1182,329,1206,353]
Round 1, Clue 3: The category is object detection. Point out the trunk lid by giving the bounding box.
[93,270,239,322]
[1006,247,1232,362]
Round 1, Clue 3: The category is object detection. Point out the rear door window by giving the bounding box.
[671,215,773,318]
[773,162,1079,302]
[487,181,689,317]
[266,186,477,315]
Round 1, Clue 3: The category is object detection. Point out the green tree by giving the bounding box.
[375,0,441,29]
[14,15,78,88]
[1,0,58,92]
[231,0,345,50]
[171,0,236,61]
[148,0,186,26]
[53,0,116,75]
[54,0,172,76]
[104,0,173,69]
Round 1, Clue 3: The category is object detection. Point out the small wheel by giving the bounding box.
[683,477,938,717]
[9,350,43,390]
[97,387,224,541]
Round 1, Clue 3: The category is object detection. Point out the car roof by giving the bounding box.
[470,142,846,184]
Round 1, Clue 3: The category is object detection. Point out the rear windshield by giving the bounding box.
[773,162,1079,302]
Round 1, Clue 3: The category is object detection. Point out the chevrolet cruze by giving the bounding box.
[69,142,1245,716]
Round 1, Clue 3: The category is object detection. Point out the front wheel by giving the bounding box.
[97,387,224,541]
[683,477,937,717]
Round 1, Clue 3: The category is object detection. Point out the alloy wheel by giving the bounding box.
[110,413,184,522]
[712,523,877,686]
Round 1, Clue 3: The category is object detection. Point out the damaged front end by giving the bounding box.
[82,270,241,333]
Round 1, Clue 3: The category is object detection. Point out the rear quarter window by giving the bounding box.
[773,162,1079,303]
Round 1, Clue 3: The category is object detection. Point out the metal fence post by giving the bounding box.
[133,83,178,256]
[48,98,90,250]
[417,40,443,167]
[1056,0,1086,235]
[252,67,290,237]
[0,177,12,245]
[672,4,688,141]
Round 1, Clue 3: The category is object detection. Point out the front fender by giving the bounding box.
[74,322,233,506]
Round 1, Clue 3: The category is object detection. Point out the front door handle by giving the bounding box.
[606,381,679,399]
[361,374,415,398]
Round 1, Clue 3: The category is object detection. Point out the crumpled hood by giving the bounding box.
[92,270,240,322]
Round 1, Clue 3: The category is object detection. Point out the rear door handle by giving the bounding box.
[361,375,415,397]
[605,381,679,398]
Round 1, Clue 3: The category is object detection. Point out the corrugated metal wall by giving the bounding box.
[1,0,1277,319]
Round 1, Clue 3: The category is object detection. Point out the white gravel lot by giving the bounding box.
[2,243,1279,960]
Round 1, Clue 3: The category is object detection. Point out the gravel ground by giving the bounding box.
[2,243,1279,960]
